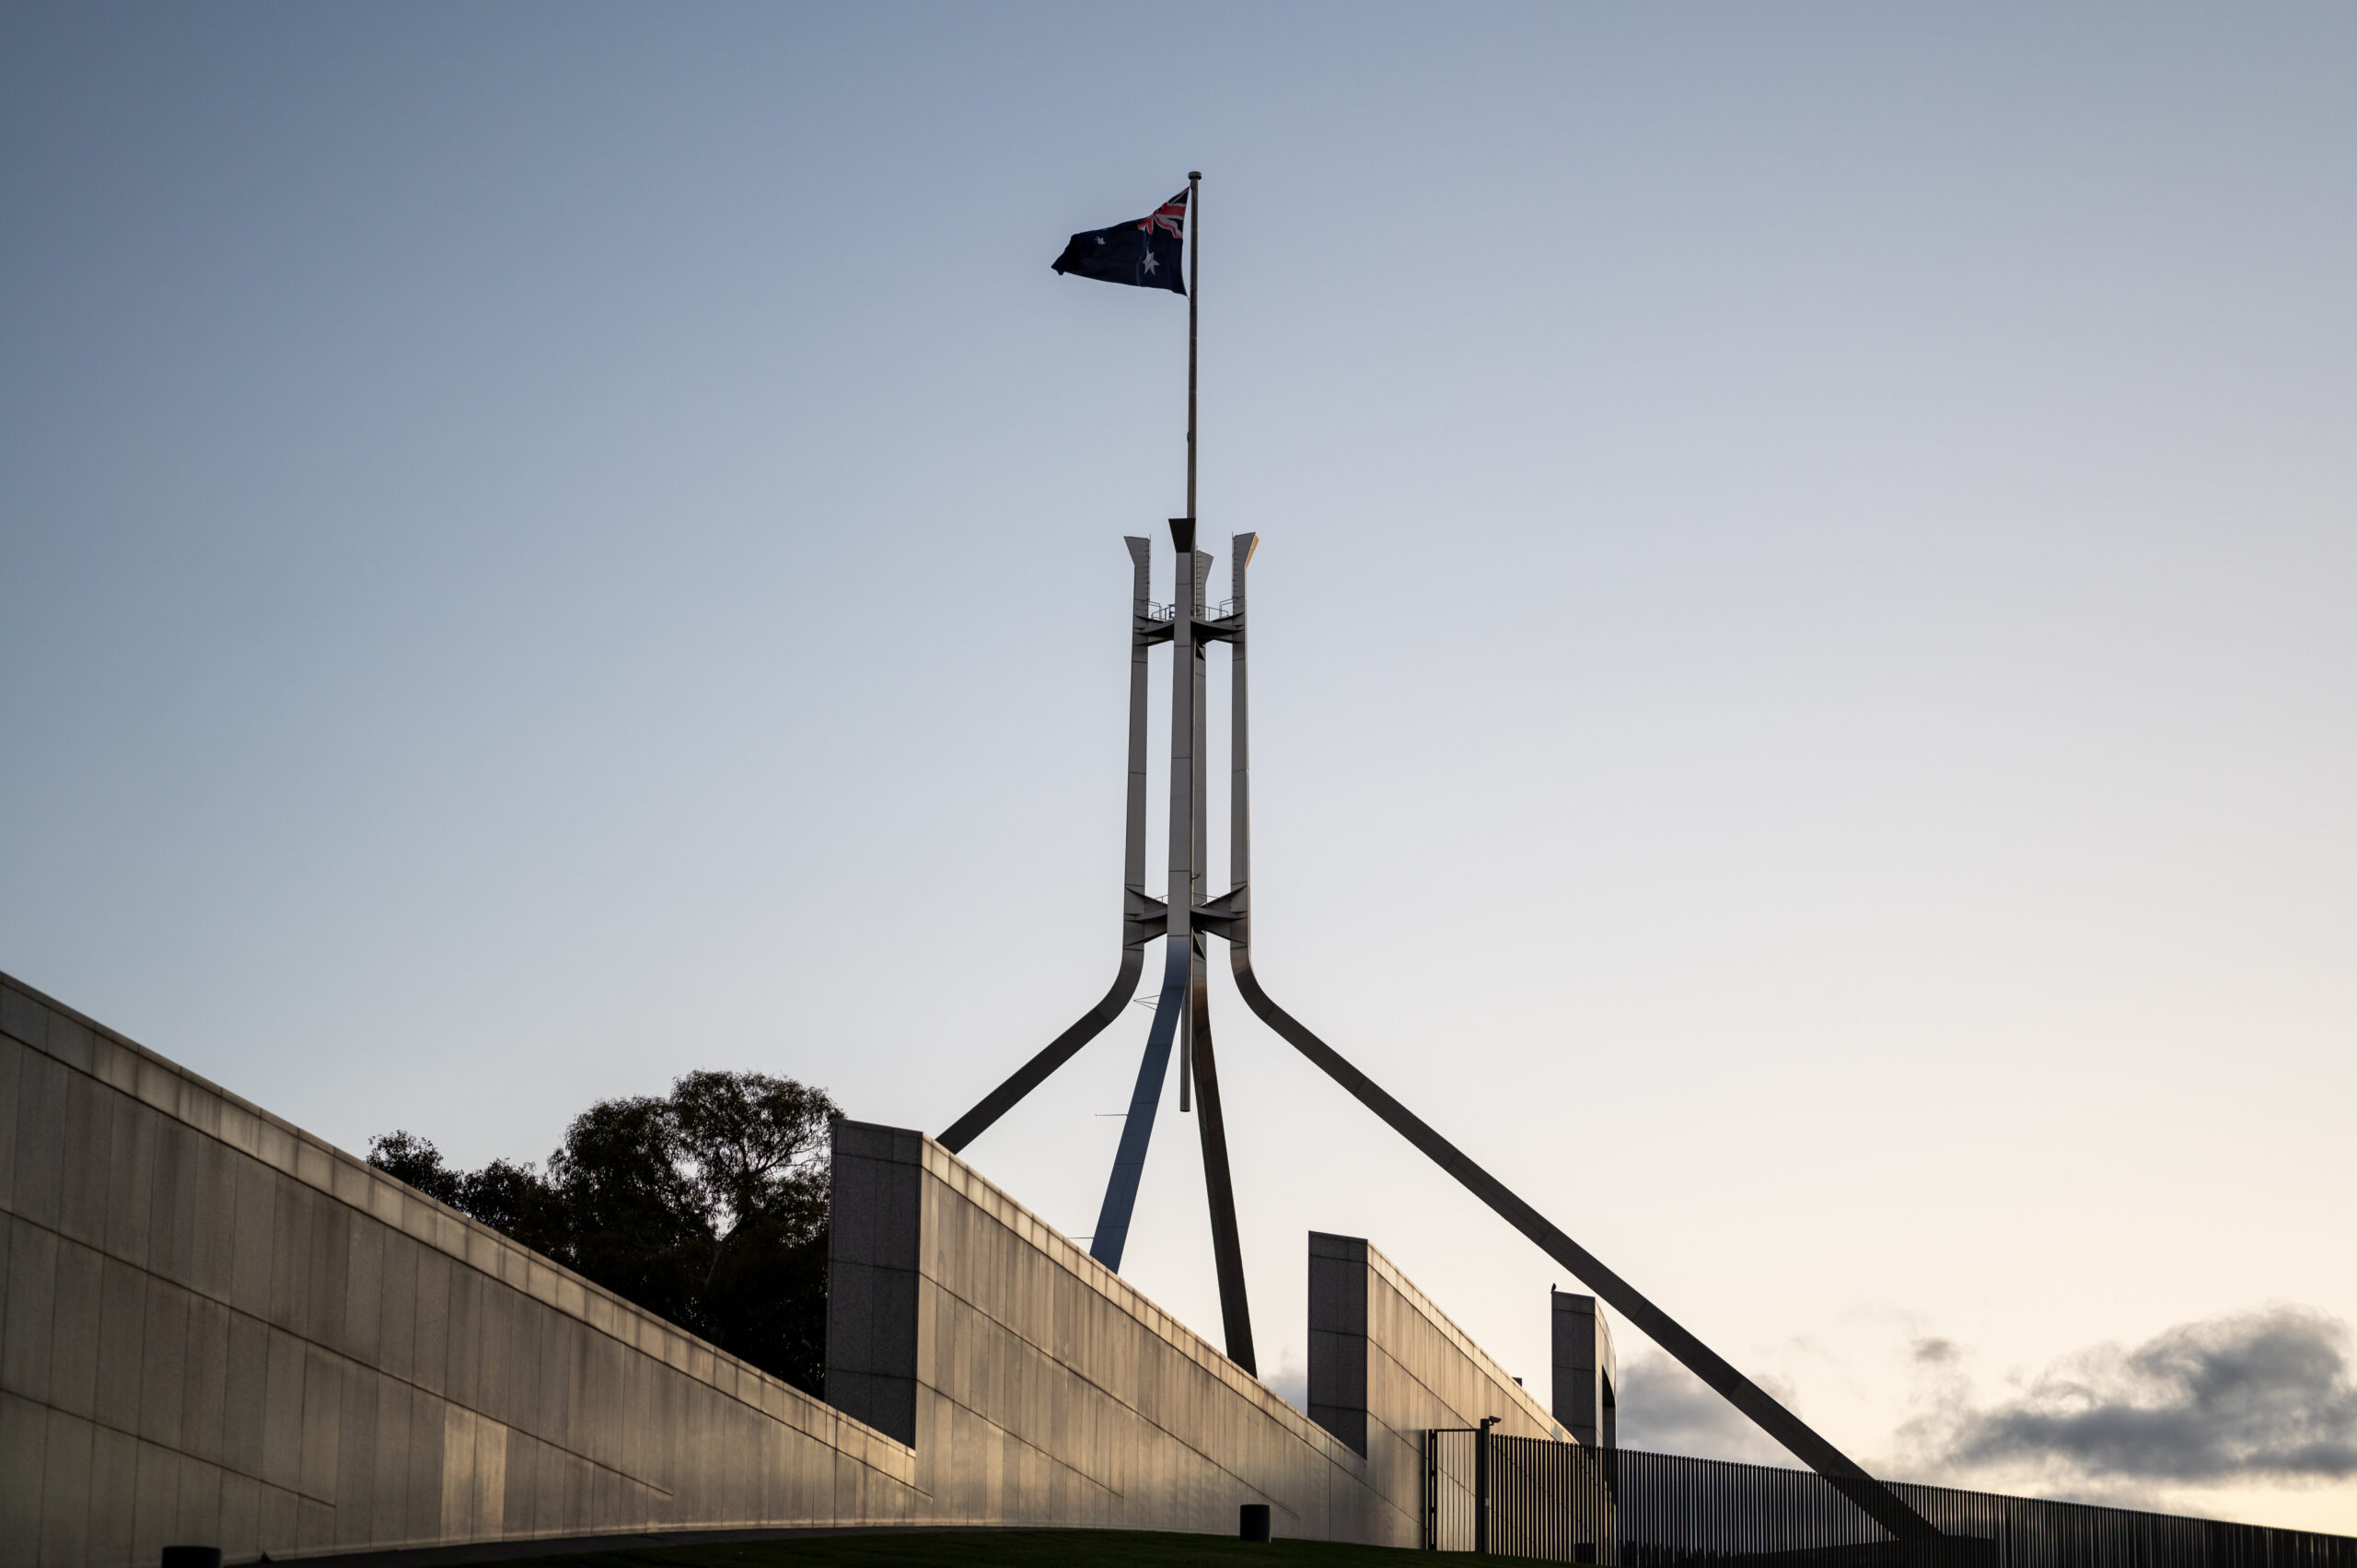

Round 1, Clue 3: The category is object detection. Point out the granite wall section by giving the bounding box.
[0,970,1580,1566]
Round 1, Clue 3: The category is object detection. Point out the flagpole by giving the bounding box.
[1186,170,1201,522]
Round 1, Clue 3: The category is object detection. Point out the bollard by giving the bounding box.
[1238,1503,1271,1542]
[161,1551,221,1568]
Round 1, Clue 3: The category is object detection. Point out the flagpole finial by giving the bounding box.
[1189,170,1202,180]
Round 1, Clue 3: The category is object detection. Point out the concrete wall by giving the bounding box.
[0,972,920,1568]
[2,971,1579,1565]
[901,1120,1376,1537]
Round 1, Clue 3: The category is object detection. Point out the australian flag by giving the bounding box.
[1051,190,1188,295]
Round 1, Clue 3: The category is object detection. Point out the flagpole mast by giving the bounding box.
[1180,168,1200,1115]
[1186,171,1201,522]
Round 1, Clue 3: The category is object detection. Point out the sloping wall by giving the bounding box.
[0,973,918,1568]
[1308,1230,1567,1518]
[859,1119,1376,1538]
[0,971,1577,1565]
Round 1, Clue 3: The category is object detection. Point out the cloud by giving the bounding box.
[1617,1352,1805,1467]
[1933,1307,2357,1487]
[1263,1357,1307,1414]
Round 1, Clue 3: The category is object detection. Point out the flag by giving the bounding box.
[1051,190,1188,295]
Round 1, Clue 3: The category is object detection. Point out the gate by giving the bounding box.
[1423,1426,1615,1562]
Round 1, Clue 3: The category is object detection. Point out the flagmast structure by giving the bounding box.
[1186,169,1200,520]
[950,174,1950,1549]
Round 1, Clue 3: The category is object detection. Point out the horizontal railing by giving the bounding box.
[1144,598,1239,622]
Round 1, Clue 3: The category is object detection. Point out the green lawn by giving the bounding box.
[501,1529,1439,1568]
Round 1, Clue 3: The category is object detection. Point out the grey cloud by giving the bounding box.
[1617,1353,1805,1467]
[1943,1307,2357,1485]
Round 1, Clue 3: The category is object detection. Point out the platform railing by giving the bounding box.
[1143,597,1239,622]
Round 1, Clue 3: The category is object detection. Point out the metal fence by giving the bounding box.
[1423,1433,2357,1567]
[1428,1426,1616,1560]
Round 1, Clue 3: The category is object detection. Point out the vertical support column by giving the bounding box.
[1227,534,1257,915]
[1169,524,1197,955]
[1089,521,1202,1271]
[1190,546,1211,934]
[1183,546,1211,1113]
[1123,536,1157,917]
[1306,1231,1370,1456]
[824,1121,924,1446]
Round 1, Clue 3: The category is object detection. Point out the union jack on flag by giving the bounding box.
[1140,194,1188,242]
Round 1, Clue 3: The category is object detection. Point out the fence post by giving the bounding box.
[1423,1430,1436,1550]
[1475,1417,1500,1555]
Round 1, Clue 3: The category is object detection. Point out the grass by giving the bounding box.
[491,1529,1437,1568]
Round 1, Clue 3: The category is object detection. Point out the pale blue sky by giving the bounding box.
[6,3,2353,1530]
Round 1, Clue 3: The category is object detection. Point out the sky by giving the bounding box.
[4,0,2353,1536]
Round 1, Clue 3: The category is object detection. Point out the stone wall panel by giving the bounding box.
[84,1423,137,1568]
[180,1294,231,1467]
[50,1237,103,1422]
[132,1446,179,1565]
[14,1052,68,1232]
[41,1405,96,1568]
[0,1037,21,1215]
[56,1074,111,1249]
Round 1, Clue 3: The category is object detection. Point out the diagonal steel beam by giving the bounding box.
[1088,936,1187,1269]
[1216,530,1939,1547]
[1227,955,1937,1545]
[1190,947,1256,1370]
[939,950,1143,1156]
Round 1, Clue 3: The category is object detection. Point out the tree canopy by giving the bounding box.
[368,1070,836,1394]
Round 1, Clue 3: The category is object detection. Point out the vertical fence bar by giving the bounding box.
[1474,1423,1492,1556]
[1424,1429,1435,1551]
